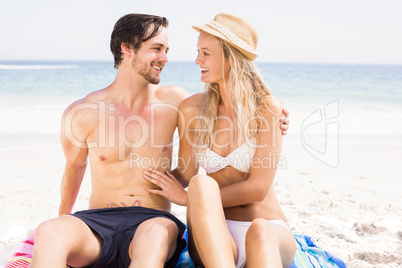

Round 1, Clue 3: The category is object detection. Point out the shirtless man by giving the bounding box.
[30,14,189,268]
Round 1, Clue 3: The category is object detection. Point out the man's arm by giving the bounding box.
[157,86,194,187]
[58,144,88,216]
[172,94,202,188]
[144,95,202,206]
[58,102,90,215]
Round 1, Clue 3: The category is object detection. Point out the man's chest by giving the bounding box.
[87,106,178,162]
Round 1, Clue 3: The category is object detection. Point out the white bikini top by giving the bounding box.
[196,138,256,174]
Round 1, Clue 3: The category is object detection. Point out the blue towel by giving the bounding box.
[290,234,346,268]
[175,230,346,268]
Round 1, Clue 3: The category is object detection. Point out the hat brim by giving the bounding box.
[192,24,258,61]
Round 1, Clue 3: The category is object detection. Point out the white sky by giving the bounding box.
[1,0,401,64]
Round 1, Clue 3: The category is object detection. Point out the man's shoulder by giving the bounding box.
[155,85,190,106]
[62,89,107,121]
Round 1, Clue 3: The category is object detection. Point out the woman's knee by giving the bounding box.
[246,218,277,245]
[246,219,296,267]
[188,174,219,191]
[187,174,219,199]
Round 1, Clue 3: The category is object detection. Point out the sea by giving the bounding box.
[0,61,401,139]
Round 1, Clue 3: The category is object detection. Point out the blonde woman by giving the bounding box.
[144,13,295,268]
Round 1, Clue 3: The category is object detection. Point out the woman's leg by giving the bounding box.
[245,218,296,268]
[187,174,237,268]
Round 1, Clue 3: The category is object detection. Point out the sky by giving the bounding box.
[1,0,401,64]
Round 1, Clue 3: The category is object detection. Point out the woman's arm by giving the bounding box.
[219,99,284,208]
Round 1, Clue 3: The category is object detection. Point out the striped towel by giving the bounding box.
[290,234,346,268]
[5,230,346,268]
[174,230,347,268]
[4,231,35,268]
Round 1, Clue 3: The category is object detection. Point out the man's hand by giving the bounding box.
[279,108,290,135]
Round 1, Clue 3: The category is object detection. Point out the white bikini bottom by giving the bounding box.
[226,219,288,268]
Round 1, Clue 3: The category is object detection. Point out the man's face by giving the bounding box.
[132,27,169,85]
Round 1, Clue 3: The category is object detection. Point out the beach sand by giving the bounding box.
[0,132,401,267]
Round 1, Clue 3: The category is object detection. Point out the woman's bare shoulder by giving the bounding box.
[263,95,284,117]
[179,93,205,112]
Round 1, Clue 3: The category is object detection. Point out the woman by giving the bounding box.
[144,13,295,268]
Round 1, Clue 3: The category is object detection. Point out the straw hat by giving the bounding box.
[192,13,258,61]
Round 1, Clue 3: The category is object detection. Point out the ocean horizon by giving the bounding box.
[1,60,401,137]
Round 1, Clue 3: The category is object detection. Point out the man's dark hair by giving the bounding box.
[110,13,169,68]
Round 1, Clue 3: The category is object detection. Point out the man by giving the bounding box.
[30,13,289,268]
[31,14,189,268]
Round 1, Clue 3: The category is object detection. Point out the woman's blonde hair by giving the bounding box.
[193,38,271,153]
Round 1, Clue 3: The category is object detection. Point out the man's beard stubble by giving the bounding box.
[133,59,161,85]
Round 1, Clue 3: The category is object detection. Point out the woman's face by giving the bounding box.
[195,31,230,86]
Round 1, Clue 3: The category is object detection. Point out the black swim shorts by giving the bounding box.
[70,206,186,268]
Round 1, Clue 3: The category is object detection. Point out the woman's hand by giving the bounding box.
[144,168,188,206]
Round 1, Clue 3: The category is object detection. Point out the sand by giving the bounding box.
[0,132,401,267]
